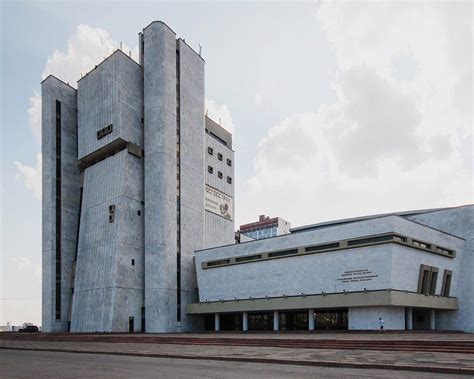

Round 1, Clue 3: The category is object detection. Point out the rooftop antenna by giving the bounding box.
[129,50,131,57]
[120,42,123,51]
[199,44,202,56]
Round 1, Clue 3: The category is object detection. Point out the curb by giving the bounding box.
[2,347,473,375]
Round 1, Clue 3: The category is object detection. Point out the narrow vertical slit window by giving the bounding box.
[55,100,62,321]
[175,46,181,324]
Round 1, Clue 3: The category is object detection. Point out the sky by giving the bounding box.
[0,1,472,326]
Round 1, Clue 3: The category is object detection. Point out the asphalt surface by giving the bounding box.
[0,349,468,378]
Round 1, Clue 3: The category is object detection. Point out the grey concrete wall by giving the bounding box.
[71,150,144,332]
[406,205,473,332]
[204,133,234,248]
[195,216,462,304]
[143,21,178,333]
[41,76,80,332]
[77,51,143,159]
[177,39,205,331]
[349,306,405,330]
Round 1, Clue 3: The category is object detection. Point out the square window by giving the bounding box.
[227,176,232,184]
[208,147,213,155]
[208,166,213,174]
[218,171,223,179]
[227,158,232,166]
[218,153,223,161]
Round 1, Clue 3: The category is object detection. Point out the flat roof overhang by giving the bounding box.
[186,289,458,315]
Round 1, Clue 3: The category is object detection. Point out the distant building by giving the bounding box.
[239,215,291,240]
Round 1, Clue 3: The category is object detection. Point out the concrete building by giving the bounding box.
[240,215,291,240]
[42,20,472,335]
[189,205,473,333]
[42,21,234,333]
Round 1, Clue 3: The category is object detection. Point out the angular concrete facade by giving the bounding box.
[42,21,234,333]
[42,76,81,332]
[190,206,473,333]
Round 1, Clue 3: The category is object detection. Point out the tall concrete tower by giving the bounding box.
[42,21,234,333]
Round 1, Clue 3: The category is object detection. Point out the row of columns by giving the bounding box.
[214,309,316,332]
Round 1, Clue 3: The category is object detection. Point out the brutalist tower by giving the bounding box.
[42,21,235,333]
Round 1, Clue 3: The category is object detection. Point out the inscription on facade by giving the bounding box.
[337,268,379,283]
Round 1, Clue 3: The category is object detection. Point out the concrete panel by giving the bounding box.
[143,21,179,333]
[406,205,473,332]
[41,76,80,332]
[71,150,144,332]
[78,51,143,159]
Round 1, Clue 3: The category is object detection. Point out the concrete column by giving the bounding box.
[242,312,248,332]
[406,307,413,330]
[308,309,315,331]
[430,309,435,330]
[273,311,279,331]
[214,314,220,332]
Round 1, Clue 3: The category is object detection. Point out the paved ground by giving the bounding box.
[1,349,467,378]
[1,338,473,375]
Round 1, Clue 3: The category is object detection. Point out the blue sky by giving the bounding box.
[1,1,472,326]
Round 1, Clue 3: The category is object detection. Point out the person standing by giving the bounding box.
[378,317,385,332]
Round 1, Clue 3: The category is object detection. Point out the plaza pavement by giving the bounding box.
[1,332,473,376]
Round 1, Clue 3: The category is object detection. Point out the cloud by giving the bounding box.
[42,24,138,85]
[254,92,263,106]
[242,2,473,226]
[14,153,42,200]
[205,98,235,134]
[10,257,42,277]
[27,91,42,142]
[19,25,138,199]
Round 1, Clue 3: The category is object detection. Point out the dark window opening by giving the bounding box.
[137,210,141,216]
[131,259,135,266]
[442,271,452,297]
[55,100,62,321]
[129,317,134,333]
[208,147,213,155]
[305,242,339,253]
[227,158,232,166]
[268,249,298,258]
[235,254,262,262]
[218,153,223,161]
[207,259,230,267]
[227,176,232,184]
[218,171,223,179]
[208,165,213,174]
[348,235,393,246]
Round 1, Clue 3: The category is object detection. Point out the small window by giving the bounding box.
[208,165,213,174]
[218,171,223,179]
[218,153,223,161]
[109,205,116,214]
[227,158,232,166]
[137,210,141,216]
[207,259,230,267]
[131,259,135,266]
[141,118,144,124]
[227,176,232,184]
[235,254,262,262]
[441,270,452,297]
[208,147,213,155]
[109,214,115,223]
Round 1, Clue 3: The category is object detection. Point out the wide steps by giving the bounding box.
[2,333,473,354]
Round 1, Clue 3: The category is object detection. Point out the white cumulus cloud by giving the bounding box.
[19,25,138,199]
[205,98,235,134]
[14,153,42,200]
[242,2,473,226]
